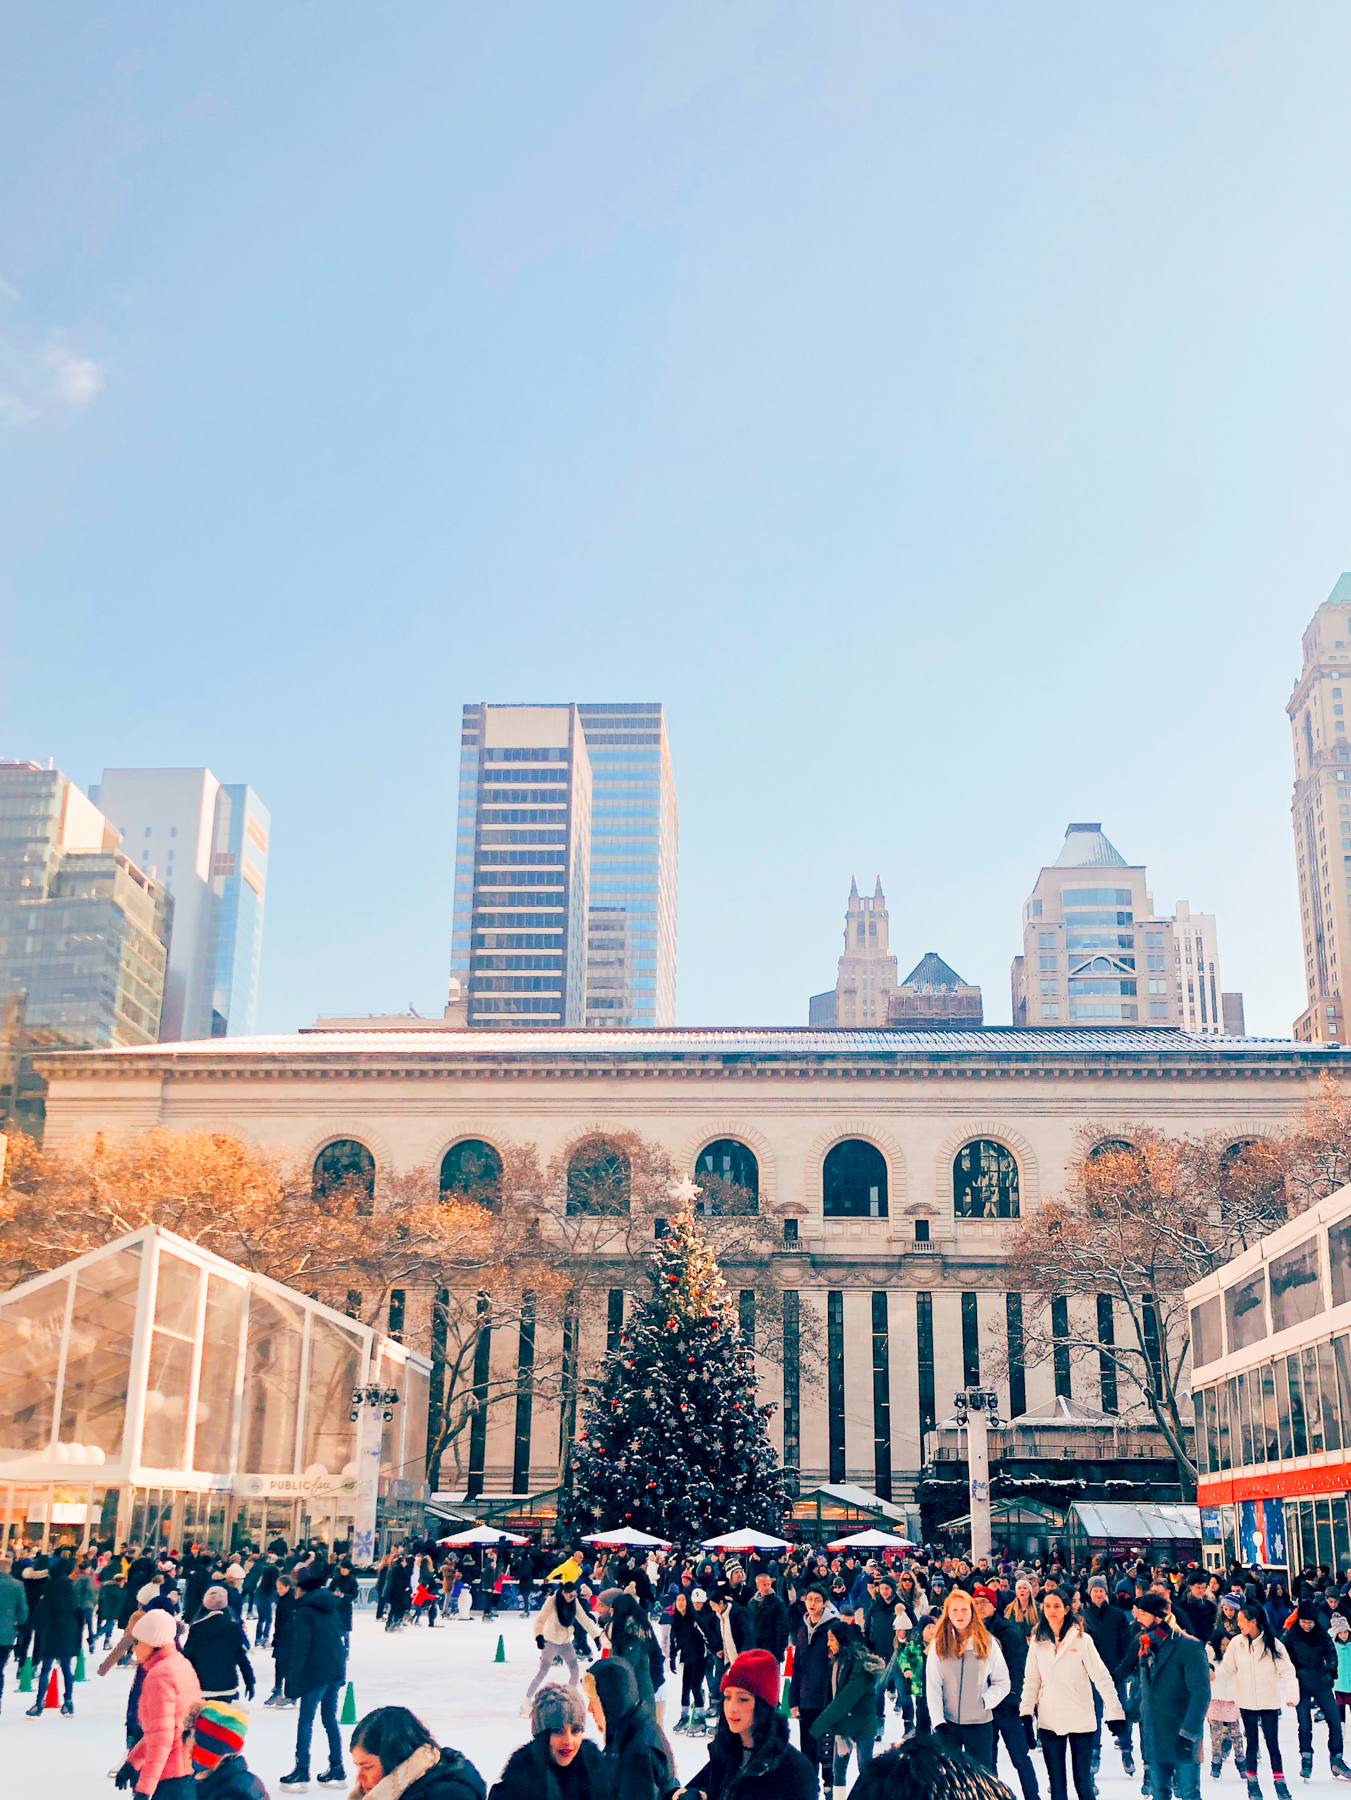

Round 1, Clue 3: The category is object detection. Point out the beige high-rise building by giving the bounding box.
[1011,823,1234,1032]
[810,877,898,1026]
[1288,574,1351,1044]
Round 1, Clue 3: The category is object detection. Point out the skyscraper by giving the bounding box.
[0,762,172,1049]
[1288,574,1351,1044]
[90,769,270,1041]
[887,953,984,1028]
[1011,822,1233,1032]
[452,704,593,1027]
[576,704,677,1028]
[451,702,677,1030]
[810,878,898,1027]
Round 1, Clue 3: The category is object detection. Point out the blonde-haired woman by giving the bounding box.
[1021,1587,1123,1800]
[925,1588,1011,1765]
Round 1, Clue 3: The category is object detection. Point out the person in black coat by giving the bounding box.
[1284,1601,1349,1776]
[329,1559,359,1639]
[589,1656,677,1800]
[385,1553,413,1631]
[183,1587,256,1701]
[266,1575,298,1705]
[490,1683,609,1800]
[282,1573,349,1786]
[1081,1574,1137,1777]
[349,1705,485,1800]
[747,1574,791,1664]
[851,1735,1022,1800]
[28,1556,82,1716]
[684,1649,817,1800]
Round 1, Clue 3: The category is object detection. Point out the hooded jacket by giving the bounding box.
[287,1586,347,1695]
[592,1656,678,1800]
[1285,1619,1339,1689]
[746,1590,790,1660]
[489,1736,609,1800]
[35,1562,83,1660]
[926,1635,1011,1728]
[788,1603,841,1711]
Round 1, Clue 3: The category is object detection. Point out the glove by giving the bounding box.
[536,1636,545,1649]
[244,1682,255,1701]
[114,1764,136,1791]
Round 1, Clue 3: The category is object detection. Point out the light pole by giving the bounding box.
[350,1382,400,1566]
[952,1386,1003,1564]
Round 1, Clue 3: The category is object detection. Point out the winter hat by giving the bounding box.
[1133,1592,1170,1619]
[720,1649,781,1711]
[1087,1576,1109,1594]
[191,1700,248,1773]
[589,1655,638,1724]
[1297,1600,1323,1622]
[297,1568,327,1592]
[531,1684,588,1736]
[133,1609,178,1646]
[1219,1594,1243,1614]
[597,1586,625,1610]
[202,1586,229,1611]
[692,1587,708,1603]
[1332,1615,1350,1638]
[972,1586,998,1605]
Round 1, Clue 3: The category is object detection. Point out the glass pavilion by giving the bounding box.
[0,1225,430,1559]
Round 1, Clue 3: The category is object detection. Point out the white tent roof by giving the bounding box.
[1071,1502,1201,1542]
[1012,1396,1117,1428]
[700,1529,791,1550]
[581,1527,672,1548]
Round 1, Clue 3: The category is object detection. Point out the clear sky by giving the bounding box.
[2,4,1349,1036]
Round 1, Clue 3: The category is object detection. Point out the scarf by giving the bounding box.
[1139,1621,1171,1664]
[347,1741,440,1800]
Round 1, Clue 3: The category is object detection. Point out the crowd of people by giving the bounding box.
[10,1528,1351,1800]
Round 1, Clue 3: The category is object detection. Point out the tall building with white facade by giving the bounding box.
[451,703,677,1030]
[1288,574,1351,1045]
[90,769,269,1041]
[811,879,898,1027]
[1011,822,1233,1032]
[577,704,677,1028]
[451,705,593,1027]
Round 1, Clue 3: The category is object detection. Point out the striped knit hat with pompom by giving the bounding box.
[191,1700,249,1772]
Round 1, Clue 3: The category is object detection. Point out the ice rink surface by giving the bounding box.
[6,1607,1349,1800]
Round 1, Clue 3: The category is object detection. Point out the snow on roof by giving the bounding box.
[1071,1501,1201,1540]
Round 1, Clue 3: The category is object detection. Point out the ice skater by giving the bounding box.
[521,1577,602,1713]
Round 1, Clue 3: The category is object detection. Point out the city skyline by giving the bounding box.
[6,11,1351,1039]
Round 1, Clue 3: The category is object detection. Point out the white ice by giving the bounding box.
[5,1606,1345,1800]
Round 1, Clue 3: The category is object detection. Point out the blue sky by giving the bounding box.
[2,4,1349,1035]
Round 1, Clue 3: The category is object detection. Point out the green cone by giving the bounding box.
[494,1634,506,1663]
[340,1681,357,1725]
[17,1655,33,1693]
[75,1648,87,1682]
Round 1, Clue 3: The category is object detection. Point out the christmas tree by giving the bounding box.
[565,1184,790,1542]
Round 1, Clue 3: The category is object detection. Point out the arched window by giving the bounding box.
[1219,1138,1286,1233]
[823,1140,888,1218]
[440,1139,503,1206]
[312,1140,375,1216]
[953,1140,1019,1218]
[1087,1138,1135,1161]
[693,1139,759,1214]
[567,1138,631,1216]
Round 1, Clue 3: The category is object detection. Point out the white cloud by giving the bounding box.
[46,341,105,405]
[0,393,36,426]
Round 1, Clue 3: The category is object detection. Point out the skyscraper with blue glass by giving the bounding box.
[451,702,677,1028]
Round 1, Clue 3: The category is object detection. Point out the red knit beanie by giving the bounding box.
[720,1648,781,1710]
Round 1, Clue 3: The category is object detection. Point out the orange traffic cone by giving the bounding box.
[43,1668,60,1709]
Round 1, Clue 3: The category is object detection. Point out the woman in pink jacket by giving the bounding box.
[119,1609,203,1799]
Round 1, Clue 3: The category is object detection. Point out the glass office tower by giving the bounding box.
[91,770,270,1041]
[577,704,677,1028]
[452,705,592,1026]
[451,703,677,1029]
[0,762,172,1048]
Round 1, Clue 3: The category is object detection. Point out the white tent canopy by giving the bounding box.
[581,1527,673,1548]
[438,1525,529,1546]
[826,1528,916,1551]
[700,1529,791,1550]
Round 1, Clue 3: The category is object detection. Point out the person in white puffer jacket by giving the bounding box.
[1020,1588,1123,1800]
[1218,1606,1299,1800]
